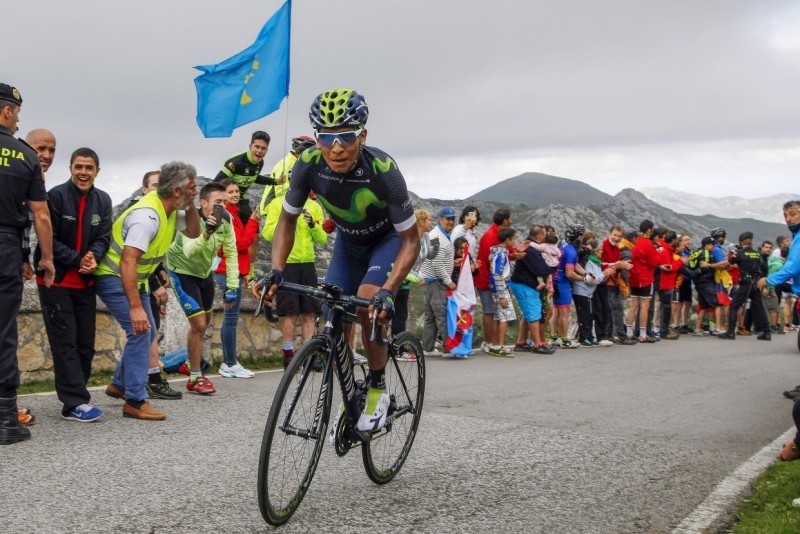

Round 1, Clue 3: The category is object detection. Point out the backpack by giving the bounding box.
[160,348,211,374]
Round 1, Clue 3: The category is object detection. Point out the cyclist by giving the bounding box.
[264,88,420,432]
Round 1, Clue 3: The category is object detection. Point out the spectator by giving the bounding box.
[573,237,615,347]
[689,237,719,336]
[552,224,585,349]
[475,209,522,353]
[452,236,479,283]
[655,231,683,340]
[622,220,659,344]
[674,234,694,334]
[487,227,517,356]
[214,179,259,375]
[419,207,457,357]
[601,226,632,342]
[718,232,769,340]
[96,161,202,421]
[451,206,480,262]
[770,235,794,333]
[259,135,316,209]
[167,182,239,393]
[511,225,555,354]
[262,184,327,369]
[36,147,111,421]
[710,227,731,333]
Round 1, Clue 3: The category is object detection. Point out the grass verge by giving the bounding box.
[730,458,800,533]
[18,355,284,396]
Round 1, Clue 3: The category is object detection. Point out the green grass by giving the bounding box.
[17,355,284,396]
[731,459,800,533]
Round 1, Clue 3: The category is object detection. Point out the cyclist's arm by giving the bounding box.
[384,225,420,295]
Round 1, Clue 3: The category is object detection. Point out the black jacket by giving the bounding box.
[34,180,112,284]
[511,246,551,288]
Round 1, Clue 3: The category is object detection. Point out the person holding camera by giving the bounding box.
[451,206,480,262]
[166,182,239,394]
[718,232,769,340]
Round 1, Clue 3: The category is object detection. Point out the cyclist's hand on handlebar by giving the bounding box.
[369,288,395,326]
[252,269,283,305]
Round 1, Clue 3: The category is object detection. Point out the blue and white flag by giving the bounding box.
[194,0,291,137]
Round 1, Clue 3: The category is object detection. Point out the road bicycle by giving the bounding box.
[253,276,425,526]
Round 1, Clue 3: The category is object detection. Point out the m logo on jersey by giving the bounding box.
[316,188,387,224]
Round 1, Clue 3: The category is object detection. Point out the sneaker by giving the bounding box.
[357,388,391,432]
[709,330,719,336]
[219,362,255,379]
[691,329,709,337]
[757,332,772,341]
[678,325,691,334]
[596,339,614,347]
[452,353,469,360]
[488,345,514,357]
[514,342,534,352]
[638,335,658,343]
[186,376,216,395]
[771,325,780,334]
[717,332,736,340]
[784,386,800,400]
[736,327,752,336]
[17,410,36,426]
[353,351,369,366]
[662,330,680,341]
[63,404,103,422]
[579,339,595,348]
[396,351,417,362]
[551,337,563,347]
[480,341,491,354]
[619,336,638,345]
[178,363,190,376]
[440,352,454,359]
[561,339,580,349]
[533,344,556,354]
[787,325,796,333]
[146,381,183,400]
[423,349,442,357]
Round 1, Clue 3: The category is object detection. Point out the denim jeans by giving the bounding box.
[214,273,243,366]
[95,275,156,402]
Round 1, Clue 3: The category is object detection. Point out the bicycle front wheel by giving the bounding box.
[258,338,332,526]
[362,331,425,484]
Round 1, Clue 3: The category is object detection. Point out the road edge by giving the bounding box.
[673,426,795,533]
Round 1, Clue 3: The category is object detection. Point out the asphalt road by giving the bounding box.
[2,332,799,533]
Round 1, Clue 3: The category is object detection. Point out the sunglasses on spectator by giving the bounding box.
[314,129,363,148]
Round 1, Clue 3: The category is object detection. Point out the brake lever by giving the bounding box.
[370,309,389,347]
[253,275,279,323]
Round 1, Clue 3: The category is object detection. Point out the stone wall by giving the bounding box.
[17,279,288,383]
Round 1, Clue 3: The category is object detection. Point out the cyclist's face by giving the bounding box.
[250,139,269,162]
[317,127,366,173]
[225,183,240,205]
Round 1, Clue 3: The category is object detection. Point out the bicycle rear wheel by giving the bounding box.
[362,331,425,484]
[258,338,332,525]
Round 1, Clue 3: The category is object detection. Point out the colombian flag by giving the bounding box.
[445,246,476,357]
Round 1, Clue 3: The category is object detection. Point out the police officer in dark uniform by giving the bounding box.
[718,231,769,341]
[0,83,55,445]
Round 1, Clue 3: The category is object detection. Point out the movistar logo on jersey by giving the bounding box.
[372,156,397,175]
[301,148,322,164]
[316,188,387,224]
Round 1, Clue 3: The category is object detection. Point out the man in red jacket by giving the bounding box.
[622,220,660,344]
[475,209,523,352]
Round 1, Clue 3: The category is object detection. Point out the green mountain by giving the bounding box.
[466,172,612,207]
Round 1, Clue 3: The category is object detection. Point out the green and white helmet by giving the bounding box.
[309,88,369,130]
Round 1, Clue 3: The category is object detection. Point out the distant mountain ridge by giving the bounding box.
[639,187,796,224]
[466,172,612,207]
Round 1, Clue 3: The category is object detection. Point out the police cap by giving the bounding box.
[0,83,22,106]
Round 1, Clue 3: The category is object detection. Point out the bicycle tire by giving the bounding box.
[257,338,332,525]
[362,331,425,484]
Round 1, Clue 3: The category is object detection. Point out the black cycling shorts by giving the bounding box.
[169,271,215,318]
[276,263,319,316]
[325,230,401,294]
[696,282,718,309]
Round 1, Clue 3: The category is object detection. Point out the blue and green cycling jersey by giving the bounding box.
[283,146,416,246]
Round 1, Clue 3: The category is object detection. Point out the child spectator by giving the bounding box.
[573,238,615,346]
[452,236,479,282]
[527,234,561,290]
[488,227,517,357]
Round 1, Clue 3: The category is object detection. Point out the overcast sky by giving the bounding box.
[5,0,799,204]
